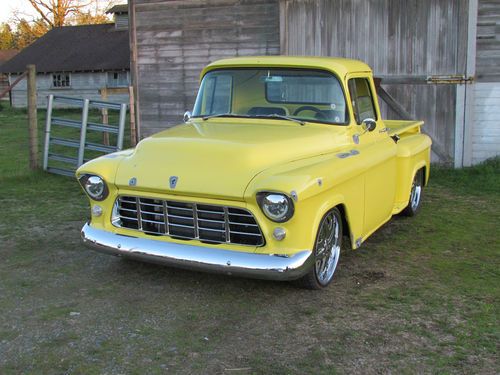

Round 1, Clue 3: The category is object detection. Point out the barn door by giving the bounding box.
[280,0,478,167]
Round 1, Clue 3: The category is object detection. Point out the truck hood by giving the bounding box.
[115,119,348,200]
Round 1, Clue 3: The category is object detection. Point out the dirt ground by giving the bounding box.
[1,178,498,374]
[0,109,498,374]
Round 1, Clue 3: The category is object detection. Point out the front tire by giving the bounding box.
[402,169,424,216]
[297,207,343,290]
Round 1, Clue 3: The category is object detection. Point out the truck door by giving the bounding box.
[347,74,397,237]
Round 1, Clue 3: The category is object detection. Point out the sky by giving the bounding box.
[0,0,39,24]
[0,0,123,26]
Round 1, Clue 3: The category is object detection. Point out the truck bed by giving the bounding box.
[384,120,424,136]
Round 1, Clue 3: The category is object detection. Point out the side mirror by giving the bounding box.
[362,118,376,132]
[183,111,192,123]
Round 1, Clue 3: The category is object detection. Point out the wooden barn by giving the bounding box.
[127,0,499,167]
[0,6,130,108]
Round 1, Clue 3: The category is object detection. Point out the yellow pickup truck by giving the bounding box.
[77,56,431,289]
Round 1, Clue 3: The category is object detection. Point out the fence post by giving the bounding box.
[128,86,137,146]
[101,87,110,146]
[27,64,38,169]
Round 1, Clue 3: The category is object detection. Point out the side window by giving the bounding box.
[107,71,129,87]
[348,78,377,124]
[202,74,232,115]
[52,73,71,88]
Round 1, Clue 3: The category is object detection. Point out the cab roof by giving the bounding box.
[201,56,372,79]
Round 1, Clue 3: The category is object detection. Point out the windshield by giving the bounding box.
[192,68,348,125]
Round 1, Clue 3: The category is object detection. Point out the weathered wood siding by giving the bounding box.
[133,0,280,136]
[115,14,129,30]
[477,0,500,82]
[280,0,470,162]
[9,72,130,108]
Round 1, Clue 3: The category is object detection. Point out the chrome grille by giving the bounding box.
[114,196,265,247]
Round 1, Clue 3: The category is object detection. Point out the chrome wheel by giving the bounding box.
[410,178,422,211]
[314,210,341,286]
[403,169,424,217]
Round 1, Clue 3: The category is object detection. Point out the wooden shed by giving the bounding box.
[0,8,130,108]
[128,0,500,167]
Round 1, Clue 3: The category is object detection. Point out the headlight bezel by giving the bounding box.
[256,191,295,223]
[78,174,109,201]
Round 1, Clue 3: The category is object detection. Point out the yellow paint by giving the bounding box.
[76,56,432,255]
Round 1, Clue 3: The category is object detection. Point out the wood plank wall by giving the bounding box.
[280,0,470,162]
[477,0,500,82]
[133,0,280,136]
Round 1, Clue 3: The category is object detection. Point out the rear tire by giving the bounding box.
[297,207,343,290]
[402,169,424,217]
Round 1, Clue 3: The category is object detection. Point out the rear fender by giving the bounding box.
[394,134,431,212]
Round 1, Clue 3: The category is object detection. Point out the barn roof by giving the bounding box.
[0,24,129,74]
[106,4,129,14]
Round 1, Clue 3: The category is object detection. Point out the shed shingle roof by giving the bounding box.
[0,24,129,74]
[106,4,128,14]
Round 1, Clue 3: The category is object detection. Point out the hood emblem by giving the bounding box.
[169,176,178,189]
[129,177,137,186]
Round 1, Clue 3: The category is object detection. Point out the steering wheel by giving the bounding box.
[293,106,326,119]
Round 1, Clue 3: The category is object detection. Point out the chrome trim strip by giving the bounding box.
[193,203,200,239]
[135,197,142,230]
[223,206,230,243]
[81,223,313,281]
[162,200,169,235]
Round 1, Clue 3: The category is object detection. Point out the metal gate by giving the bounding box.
[43,95,127,176]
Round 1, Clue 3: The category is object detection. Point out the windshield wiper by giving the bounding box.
[254,114,305,126]
[201,113,305,125]
[201,113,252,121]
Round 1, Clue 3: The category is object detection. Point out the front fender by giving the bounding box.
[75,150,133,228]
[75,149,133,182]
[245,153,365,253]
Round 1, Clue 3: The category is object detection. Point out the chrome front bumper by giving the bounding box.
[81,223,314,281]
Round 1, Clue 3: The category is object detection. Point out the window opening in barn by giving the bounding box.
[52,73,71,88]
[107,71,129,87]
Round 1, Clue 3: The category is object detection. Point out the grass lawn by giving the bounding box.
[0,106,498,374]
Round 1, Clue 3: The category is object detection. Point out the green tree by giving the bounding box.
[8,0,114,49]
[71,10,110,25]
[0,23,15,49]
[26,0,113,28]
[13,19,49,49]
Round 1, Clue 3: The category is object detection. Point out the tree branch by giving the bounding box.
[27,0,54,27]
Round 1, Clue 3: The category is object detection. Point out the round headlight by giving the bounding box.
[257,192,294,223]
[79,174,109,201]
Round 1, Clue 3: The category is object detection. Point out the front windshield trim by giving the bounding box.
[191,113,348,127]
[194,67,351,126]
[196,112,306,125]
